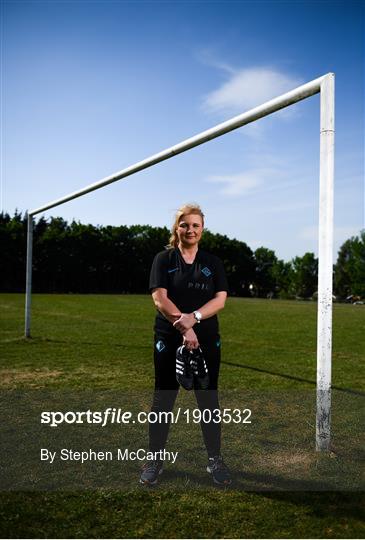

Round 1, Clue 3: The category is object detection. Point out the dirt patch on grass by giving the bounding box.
[262,449,315,471]
[0,368,63,388]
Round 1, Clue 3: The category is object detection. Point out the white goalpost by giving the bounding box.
[24,73,335,452]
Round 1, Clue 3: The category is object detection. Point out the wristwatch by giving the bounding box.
[193,310,202,323]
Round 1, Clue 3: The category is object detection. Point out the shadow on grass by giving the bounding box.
[257,490,365,522]
[221,360,365,397]
[0,488,363,540]
[236,469,347,492]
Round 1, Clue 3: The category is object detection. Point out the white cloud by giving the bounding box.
[196,49,236,75]
[204,155,312,198]
[206,168,277,196]
[203,66,303,117]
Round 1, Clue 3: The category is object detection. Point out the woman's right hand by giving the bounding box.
[183,328,199,350]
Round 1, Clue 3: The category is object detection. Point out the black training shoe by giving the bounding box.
[190,347,209,390]
[139,461,163,485]
[207,455,232,486]
[176,345,194,390]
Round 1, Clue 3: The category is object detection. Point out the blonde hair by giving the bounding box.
[168,203,205,249]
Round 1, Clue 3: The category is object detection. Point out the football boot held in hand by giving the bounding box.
[176,345,209,390]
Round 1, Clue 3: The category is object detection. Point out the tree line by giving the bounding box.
[1,211,364,299]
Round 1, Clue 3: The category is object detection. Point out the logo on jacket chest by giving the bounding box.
[188,266,212,290]
[201,266,212,277]
[188,281,210,290]
[169,264,212,290]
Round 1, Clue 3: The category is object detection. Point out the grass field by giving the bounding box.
[0,294,364,538]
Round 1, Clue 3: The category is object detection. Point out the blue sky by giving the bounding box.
[2,0,364,261]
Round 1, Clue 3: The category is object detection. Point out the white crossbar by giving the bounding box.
[25,73,335,452]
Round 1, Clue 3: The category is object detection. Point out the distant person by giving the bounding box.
[140,203,231,486]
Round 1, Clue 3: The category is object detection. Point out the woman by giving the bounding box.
[140,203,231,486]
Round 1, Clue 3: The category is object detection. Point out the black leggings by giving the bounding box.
[149,332,222,458]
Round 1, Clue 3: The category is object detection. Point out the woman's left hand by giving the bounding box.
[173,313,195,333]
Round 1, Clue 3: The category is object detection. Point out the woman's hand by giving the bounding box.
[173,313,195,333]
[183,328,199,350]
[171,312,182,323]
